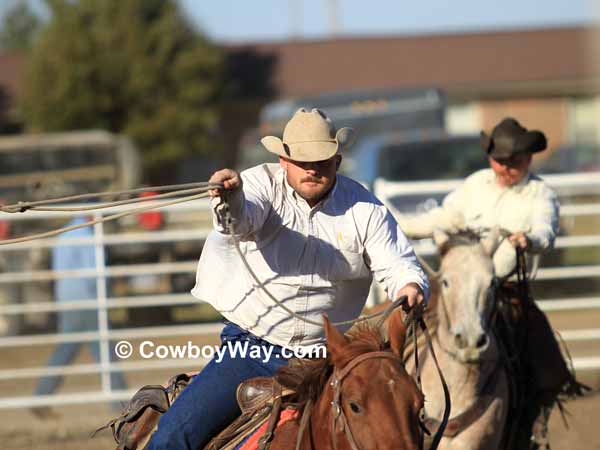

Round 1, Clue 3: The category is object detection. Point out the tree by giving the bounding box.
[0,1,41,51]
[20,0,225,181]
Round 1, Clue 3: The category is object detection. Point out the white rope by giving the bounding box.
[0,182,406,328]
[0,190,214,245]
[0,182,221,213]
[14,185,219,212]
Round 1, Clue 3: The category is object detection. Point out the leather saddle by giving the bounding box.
[204,377,296,450]
[93,371,198,450]
[95,373,294,450]
[236,376,293,414]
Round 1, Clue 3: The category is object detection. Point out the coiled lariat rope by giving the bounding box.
[0,183,410,327]
[0,183,223,245]
[0,182,221,213]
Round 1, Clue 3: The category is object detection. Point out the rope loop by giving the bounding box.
[2,181,411,329]
[0,183,223,245]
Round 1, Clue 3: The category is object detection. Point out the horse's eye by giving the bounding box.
[442,278,449,288]
[348,400,362,414]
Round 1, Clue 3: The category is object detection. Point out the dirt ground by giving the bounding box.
[1,312,599,450]
[0,332,220,450]
[1,392,599,449]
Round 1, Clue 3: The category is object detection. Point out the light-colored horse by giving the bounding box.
[374,229,510,450]
[411,229,509,450]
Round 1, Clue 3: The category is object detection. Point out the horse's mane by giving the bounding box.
[275,324,387,409]
[438,229,482,256]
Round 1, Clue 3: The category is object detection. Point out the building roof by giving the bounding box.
[1,26,599,105]
[226,25,600,100]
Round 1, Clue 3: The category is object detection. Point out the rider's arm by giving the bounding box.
[363,202,430,303]
[527,186,559,253]
[395,183,467,239]
[208,166,273,237]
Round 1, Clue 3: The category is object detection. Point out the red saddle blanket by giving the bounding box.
[236,409,299,450]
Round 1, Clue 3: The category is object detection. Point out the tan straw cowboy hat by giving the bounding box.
[261,108,354,162]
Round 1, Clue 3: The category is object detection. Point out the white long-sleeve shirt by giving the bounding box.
[191,163,428,349]
[397,168,559,278]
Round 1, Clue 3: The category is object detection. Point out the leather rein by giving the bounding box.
[415,236,524,441]
[416,269,502,441]
[218,193,451,450]
[330,351,401,450]
[292,309,451,450]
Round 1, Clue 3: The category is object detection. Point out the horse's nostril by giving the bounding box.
[454,333,467,349]
[476,334,489,348]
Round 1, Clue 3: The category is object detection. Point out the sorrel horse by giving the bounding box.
[267,315,426,450]
[377,229,510,450]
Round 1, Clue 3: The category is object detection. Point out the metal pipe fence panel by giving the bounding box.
[0,175,598,409]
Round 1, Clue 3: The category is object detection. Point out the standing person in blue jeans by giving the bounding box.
[32,216,127,419]
[147,108,429,450]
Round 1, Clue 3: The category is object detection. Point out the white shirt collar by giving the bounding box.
[486,170,531,193]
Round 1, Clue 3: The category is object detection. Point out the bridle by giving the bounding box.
[326,310,451,450]
[329,351,401,450]
[418,236,498,363]
[434,276,496,363]
[290,308,451,450]
[291,309,450,450]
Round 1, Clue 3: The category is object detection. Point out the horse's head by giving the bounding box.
[431,228,501,363]
[320,316,424,450]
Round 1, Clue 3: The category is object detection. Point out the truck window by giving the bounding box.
[260,88,446,137]
[379,137,488,182]
[237,88,447,171]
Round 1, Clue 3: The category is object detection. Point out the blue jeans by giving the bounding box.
[146,322,291,450]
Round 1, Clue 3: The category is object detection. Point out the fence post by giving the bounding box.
[93,212,112,396]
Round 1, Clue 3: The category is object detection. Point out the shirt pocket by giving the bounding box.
[327,249,368,281]
[333,219,361,252]
[321,219,367,280]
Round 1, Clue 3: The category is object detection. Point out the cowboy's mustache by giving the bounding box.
[301,176,321,183]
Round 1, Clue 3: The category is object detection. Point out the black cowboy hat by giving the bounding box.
[480,117,547,159]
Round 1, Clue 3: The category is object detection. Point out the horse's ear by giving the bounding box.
[323,315,348,363]
[481,226,501,256]
[388,309,407,358]
[433,229,450,250]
